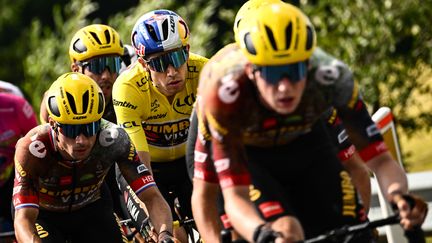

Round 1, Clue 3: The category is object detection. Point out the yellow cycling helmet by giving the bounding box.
[233,0,280,37]
[236,2,316,65]
[46,72,105,124]
[69,24,124,63]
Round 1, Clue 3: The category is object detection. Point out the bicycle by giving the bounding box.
[116,170,201,243]
[220,213,426,243]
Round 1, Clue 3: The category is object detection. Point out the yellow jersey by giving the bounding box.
[112,53,208,162]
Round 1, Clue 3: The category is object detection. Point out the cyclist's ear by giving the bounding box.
[245,63,256,81]
[71,62,80,72]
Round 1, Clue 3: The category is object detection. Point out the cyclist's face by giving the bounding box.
[83,68,117,102]
[247,64,306,114]
[72,58,120,102]
[56,130,97,161]
[140,50,188,99]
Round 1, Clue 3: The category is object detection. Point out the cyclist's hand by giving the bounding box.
[253,223,283,243]
[391,193,429,230]
[157,230,179,243]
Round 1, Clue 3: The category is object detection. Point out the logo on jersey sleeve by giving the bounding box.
[112,99,137,110]
[217,74,239,104]
[29,139,47,159]
[99,128,119,147]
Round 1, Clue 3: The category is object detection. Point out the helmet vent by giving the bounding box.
[162,19,169,40]
[306,26,314,51]
[48,96,60,117]
[264,25,277,50]
[285,22,293,50]
[73,39,87,53]
[65,90,89,115]
[104,29,111,44]
[89,32,102,45]
[179,20,189,39]
[244,33,257,55]
[97,93,104,114]
[146,24,159,42]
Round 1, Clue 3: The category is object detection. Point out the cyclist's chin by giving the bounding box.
[71,149,91,160]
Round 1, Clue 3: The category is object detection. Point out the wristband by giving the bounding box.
[253,223,267,242]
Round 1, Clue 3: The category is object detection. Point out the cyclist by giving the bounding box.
[112,9,208,242]
[13,73,175,243]
[0,91,38,235]
[38,24,130,222]
[191,2,428,242]
[0,80,25,97]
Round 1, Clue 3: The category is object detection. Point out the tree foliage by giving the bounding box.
[303,0,432,135]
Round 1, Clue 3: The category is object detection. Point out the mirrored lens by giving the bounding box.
[83,56,122,75]
[257,62,307,85]
[147,48,188,73]
[57,120,101,138]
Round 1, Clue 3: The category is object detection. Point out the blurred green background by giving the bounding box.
[1,0,431,171]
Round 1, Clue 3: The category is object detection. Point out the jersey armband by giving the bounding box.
[219,174,251,189]
[337,144,356,162]
[13,195,39,210]
[358,141,388,162]
[130,175,156,195]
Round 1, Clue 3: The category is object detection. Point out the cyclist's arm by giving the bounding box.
[114,128,173,237]
[222,185,266,242]
[191,179,223,243]
[14,207,41,243]
[365,151,408,199]
[136,187,173,237]
[112,78,152,171]
[342,153,371,210]
[322,108,371,210]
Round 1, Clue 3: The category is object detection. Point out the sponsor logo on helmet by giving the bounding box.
[73,115,88,120]
[170,15,175,33]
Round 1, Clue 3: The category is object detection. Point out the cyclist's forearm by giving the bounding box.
[14,208,41,243]
[139,188,173,234]
[137,150,152,173]
[343,153,371,211]
[191,179,222,243]
[366,151,408,200]
[222,186,265,242]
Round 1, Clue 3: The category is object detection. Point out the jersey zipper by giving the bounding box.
[68,163,77,212]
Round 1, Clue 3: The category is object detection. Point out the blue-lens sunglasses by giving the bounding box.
[254,61,308,85]
[145,47,188,73]
[56,120,101,138]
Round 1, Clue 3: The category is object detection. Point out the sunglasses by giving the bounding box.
[254,62,308,85]
[79,56,122,75]
[56,120,101,138]
[145,47,188,73]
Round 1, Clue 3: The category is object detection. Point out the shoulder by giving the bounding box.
[198,44,251,123]
[309,47,353,87]
[0,80,24,97]
[15,124,53,162]
[97,120,131,148]
[114,62,151,92]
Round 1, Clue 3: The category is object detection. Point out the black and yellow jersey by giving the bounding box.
[113,53,208,162]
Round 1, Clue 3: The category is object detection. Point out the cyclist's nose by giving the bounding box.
[166,65,178,76]
[75,133,88,143]
[277,78,295,92]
